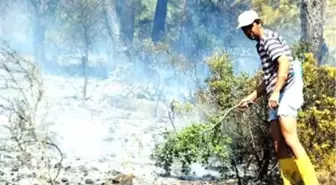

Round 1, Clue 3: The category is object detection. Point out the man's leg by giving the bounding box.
[269,120,291,158]
[279,116,319,185]
[270,119,299,185]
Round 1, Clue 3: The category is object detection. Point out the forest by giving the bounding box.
[0,0,335,185]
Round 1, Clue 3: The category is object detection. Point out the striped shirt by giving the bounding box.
[256,29,295,95]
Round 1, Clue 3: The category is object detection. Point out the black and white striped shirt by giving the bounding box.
[256,29,295,95]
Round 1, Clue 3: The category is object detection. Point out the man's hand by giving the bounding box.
[238,96,254,109]
[268,91,280,109]
[239,82,265,109]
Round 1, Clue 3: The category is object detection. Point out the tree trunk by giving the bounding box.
[82,51,88,101]
[31,0,47,65]
[117,0,135,50]
[300,0,326,65]
[104,0,121,71]
[175,0,191,54]
[82,28,89,101]
[33,15,46,65]
[151,0,168,43]
[104,0,121,46]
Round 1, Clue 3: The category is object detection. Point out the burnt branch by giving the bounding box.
[0,41,62,184]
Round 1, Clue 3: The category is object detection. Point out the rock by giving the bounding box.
[64,166,71,171]
[110,153,117,158]
[85,179,94,184]
[107,170,122,176]
[0,170,4,176]
[91,167,99,171]
[27,173,33,178]
[111,174,136,185]
[61,177,69,183]
[83,170,88,177]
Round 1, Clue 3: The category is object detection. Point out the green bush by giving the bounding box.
[151,122,231,175]
[292,41,336,173]
[298,53,335,170]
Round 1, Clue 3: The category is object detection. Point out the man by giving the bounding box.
[236,10,319,185]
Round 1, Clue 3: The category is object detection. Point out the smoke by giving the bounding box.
[0,0,266,91]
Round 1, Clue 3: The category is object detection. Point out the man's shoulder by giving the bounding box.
[263,29,281,40]
[262,29,288,48]
[258,29,277,47]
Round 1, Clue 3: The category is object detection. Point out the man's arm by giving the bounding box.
[239,80,266,108]
[256,81,266,98]
[273,55,290,93]
[264,37,290,94]
[246,81,266,101]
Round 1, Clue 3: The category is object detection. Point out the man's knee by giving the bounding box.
[283,135,301,150]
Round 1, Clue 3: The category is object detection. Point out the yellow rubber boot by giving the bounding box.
[295,156,320,185]
[279,158,300,185]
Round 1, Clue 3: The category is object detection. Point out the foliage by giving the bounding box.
[250,0,299,28]
[291,41,335,174]
[297,53,335,170]
[205,52,254,109]
[170,100,194,114]
[151,122,231,175]
[204,52,275,183]
[291,40,312,61]
[55,0,105,51]
[151,52,246,177]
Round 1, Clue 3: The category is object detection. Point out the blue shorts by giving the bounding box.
[268,60,304,121]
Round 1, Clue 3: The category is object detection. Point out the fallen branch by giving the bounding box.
[201,101,254,135]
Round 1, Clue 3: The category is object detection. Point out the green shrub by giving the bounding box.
[151,122,231,175]
[298,53,335,170]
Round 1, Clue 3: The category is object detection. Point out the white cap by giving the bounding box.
[236,10,260,29]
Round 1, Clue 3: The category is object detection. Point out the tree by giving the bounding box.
[151,0,168,43]
[249,0,299,28]
[116,0,135,51]
[300,0,327,64]
[29,0,58,65]
[103,0,122,66]
[59,0,104,100]
[104,0,121,45]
